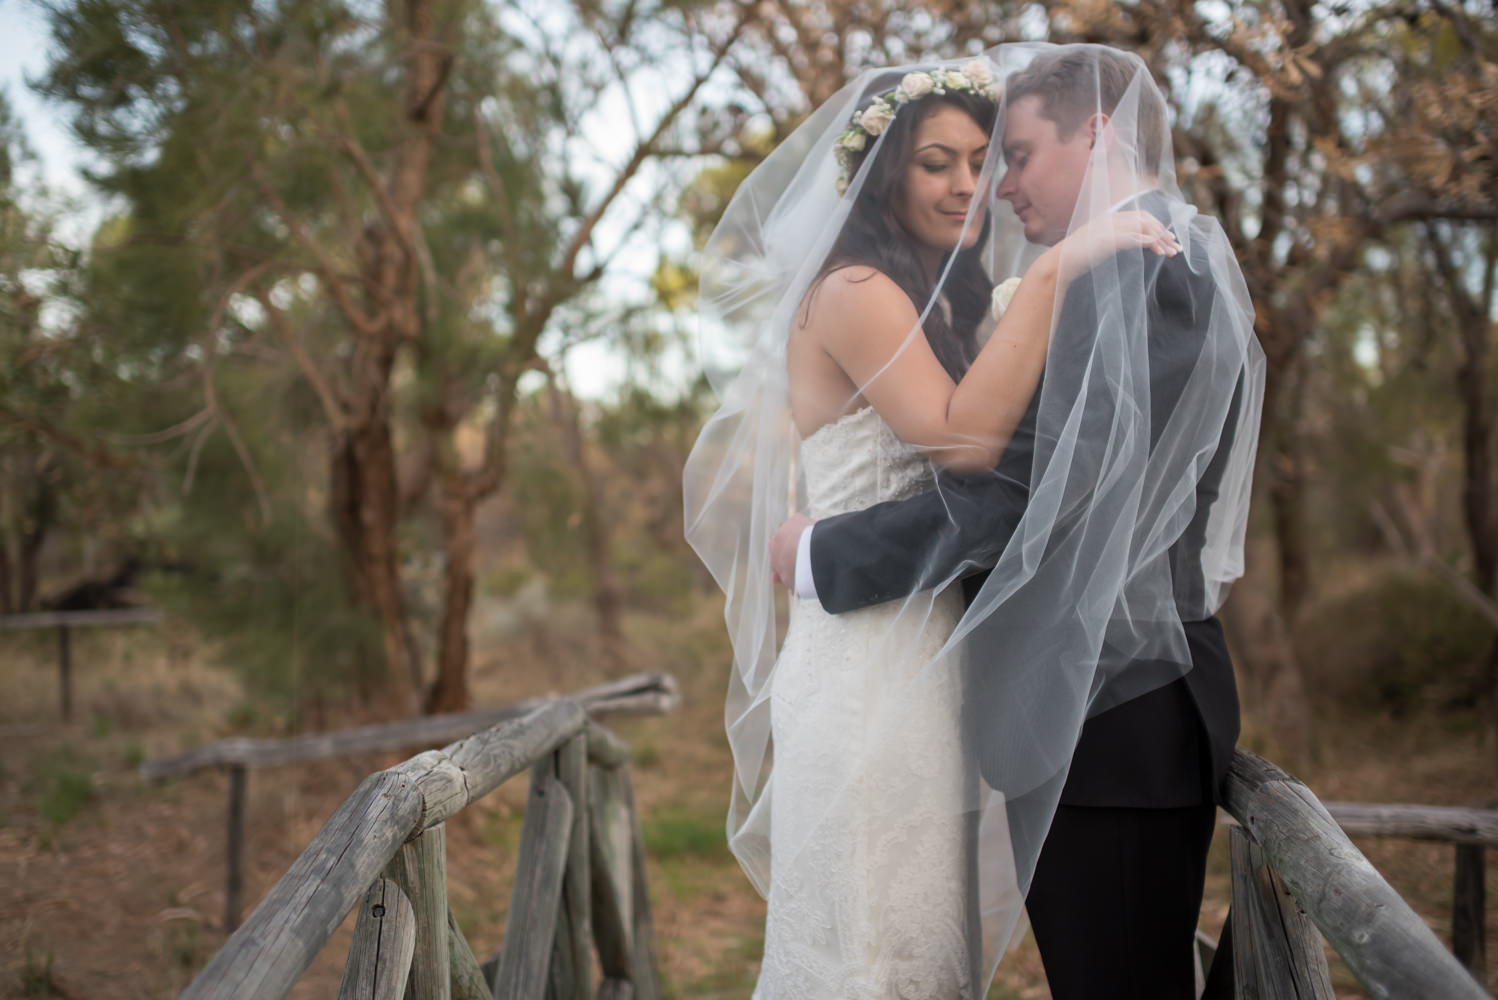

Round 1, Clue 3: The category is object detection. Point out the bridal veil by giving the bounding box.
[682,42,1264,987]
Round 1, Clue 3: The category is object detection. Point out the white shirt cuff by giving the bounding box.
[793,523,819,601]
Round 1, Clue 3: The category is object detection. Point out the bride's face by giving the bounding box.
[892,105,989,260]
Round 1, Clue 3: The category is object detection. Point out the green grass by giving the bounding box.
[642,804,729,862]
[31,746,95,832]
[16,941,61,997]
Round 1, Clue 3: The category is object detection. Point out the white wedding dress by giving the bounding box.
[755,406,976,1000]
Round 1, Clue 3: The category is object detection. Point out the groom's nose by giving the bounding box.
[995,166,1016,201]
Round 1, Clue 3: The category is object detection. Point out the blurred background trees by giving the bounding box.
[6,0,1496,757]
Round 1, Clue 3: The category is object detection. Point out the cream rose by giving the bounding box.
[859,102,895,136]
[942,70,970,91]
[839,130,867,152]
[899,73,934,100]
[989,276,1022,320]
[962,60,994,87]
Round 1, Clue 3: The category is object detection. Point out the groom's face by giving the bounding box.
[996,95,1094,246]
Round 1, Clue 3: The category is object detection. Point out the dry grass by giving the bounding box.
[0,597,1494,999]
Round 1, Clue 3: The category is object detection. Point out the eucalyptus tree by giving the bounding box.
[38,0,751,712]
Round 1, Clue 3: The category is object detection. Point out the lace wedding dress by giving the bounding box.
[754,406,976,1000]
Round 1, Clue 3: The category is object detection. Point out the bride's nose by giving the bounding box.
[951,161,978,197]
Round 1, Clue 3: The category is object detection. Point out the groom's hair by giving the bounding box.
[1006,47,1168,175]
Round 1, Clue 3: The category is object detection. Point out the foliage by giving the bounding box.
[1296,570,1493,718]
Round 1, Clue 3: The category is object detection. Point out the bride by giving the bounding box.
[684,54,1180,997]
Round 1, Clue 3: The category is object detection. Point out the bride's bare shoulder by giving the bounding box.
[795,265,913,336]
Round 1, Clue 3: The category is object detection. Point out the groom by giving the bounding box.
[769,48,1248,1000]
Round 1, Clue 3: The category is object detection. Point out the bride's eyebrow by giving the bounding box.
[914,142,987,156]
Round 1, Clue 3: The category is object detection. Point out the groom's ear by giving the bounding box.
[1086,112,1110,149]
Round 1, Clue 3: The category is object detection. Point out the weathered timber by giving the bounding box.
[225,764,248,931]
[387,824,451,1000]
[141,674,675,781]
[1229,849,1263,1000]
[588,765,635,980]
[1452,843,1487,978]
[621,765,662,1000]
[0,607,161,629]
[180,769,424,1000]
[441,701,587,821]
[1230,827,1334,999]
[584,721,631,770]
[446,910,490,1000]
[553,737,593,1000]
[1324,801,1498,846]
[494,774,575,1000]
[1223,749,1490,1000]
[336,878,417,1000]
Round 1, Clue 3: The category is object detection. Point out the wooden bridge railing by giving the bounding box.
[142,672,678,932]
[171,683,674,1000]
[1211,749,1495,1000]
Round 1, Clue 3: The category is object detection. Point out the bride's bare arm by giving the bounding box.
[806,211,1177,473]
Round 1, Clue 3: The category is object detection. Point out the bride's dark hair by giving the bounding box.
[813,88,998,380]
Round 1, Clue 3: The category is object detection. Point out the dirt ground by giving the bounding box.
[1,603,1494,999]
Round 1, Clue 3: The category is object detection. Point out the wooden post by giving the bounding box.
[1229,826,1334,999]
[225,764,248,932]
[493,773,574,1000]
[57,623,72,722]
[445,910,489,1000]
[620,766,662,1000]
[386,823,451,1000]
[1452,843,1487,978]
[550,736,592,1000]
[588,765,635,982]
[1229,832,1263,1000]
[337,877,418,1000]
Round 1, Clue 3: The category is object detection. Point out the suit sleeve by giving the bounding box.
[809,467,1029,614]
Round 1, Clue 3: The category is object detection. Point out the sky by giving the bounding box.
[1,1,89,199]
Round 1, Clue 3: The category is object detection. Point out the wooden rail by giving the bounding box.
[0,607,162,721]
[141,672,679,934]
[174,687,672,1000]
[1211,749,1495,999]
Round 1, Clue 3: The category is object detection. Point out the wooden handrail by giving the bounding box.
[1221,749,1491,999]
[0,607,161,629]
[141,672,679,780]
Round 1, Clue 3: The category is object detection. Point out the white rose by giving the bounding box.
[989,276,1023,320]
[942,70,970,91]
[899,73,934,100]
[859,102,895,136]
[839,129,867,152]
[962,60,994,87]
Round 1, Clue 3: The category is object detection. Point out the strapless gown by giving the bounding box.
[753,406,975,1000]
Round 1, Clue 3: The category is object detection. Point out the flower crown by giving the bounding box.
[834,60,1004,194]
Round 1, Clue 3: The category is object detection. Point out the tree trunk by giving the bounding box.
[547,377,623,658]
[331,421,423,715]
[426,455,475,714]
[1268,357,1312,618]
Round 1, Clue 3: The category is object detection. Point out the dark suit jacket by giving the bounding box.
[809,197,1244,808]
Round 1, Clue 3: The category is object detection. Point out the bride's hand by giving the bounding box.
[1063,209,1180,267]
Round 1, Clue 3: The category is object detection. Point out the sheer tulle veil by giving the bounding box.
[683,42,1264,987]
